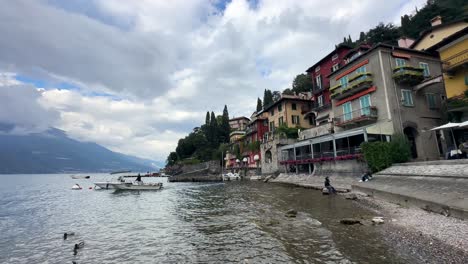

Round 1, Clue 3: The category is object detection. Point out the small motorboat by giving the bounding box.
[70,175,91,179]
[223,172,240,181]
[249,175,262,181]
[113,181,163,190]
[71,184,82,190]
[94,176,126,189]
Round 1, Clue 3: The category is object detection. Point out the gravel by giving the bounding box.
[350,194,468,263]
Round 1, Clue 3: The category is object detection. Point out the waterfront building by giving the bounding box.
[229,116,250,131]
[304,44,353,126]
[257,93,315,174]
[279,43,446,174]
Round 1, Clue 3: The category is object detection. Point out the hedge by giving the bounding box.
[361,134,411,172]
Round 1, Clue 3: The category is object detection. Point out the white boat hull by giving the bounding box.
[94,182,124,189]
[222,173,240,181]
[113,182,163,190]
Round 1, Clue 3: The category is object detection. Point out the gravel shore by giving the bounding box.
[350,193,468,263]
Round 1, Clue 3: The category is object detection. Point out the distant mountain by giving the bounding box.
[0,126,159,174]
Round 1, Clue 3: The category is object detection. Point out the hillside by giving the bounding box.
[0,126,158,174]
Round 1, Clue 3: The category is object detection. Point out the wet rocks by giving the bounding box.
[339,218,362,225]
[372,217,385,224]
[285,209,297,218]
[344,193,358,200]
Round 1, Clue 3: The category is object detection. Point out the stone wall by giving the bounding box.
[168,160,222,182]
[260,136,296,174]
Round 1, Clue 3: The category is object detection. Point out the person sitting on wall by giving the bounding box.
[324,176,336,194]
[360,170,373,182]
[459,139,468,159]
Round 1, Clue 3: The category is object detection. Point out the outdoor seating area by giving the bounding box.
[431,121,468,159]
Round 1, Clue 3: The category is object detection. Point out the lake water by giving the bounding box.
[0,174,406,263]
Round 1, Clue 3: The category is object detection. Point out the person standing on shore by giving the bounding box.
[324,177,336,194]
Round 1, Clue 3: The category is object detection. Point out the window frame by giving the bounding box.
[359,94,371,115]
[315,75,322,89]
[291,103,297,110]
[426,93,437,110]
[317,95,323,106]
[340,75,349,88]
[332,54,338,61]
[419,62,430,77]
[292,115,300,125]
[401,89,414,107]
[332,63,339,72]
[342,102,353,121]
[278,116,284,126]
[395,58,406,67]
[278,103,283,112]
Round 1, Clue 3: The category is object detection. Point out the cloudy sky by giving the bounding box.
[0,0,426,162]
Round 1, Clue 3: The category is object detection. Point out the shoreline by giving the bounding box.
[355,194,468,263]
[270,179,468,263]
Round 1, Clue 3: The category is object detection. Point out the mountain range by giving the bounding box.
[0,125,162,174]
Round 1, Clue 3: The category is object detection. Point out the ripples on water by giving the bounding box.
[0,174,402,263]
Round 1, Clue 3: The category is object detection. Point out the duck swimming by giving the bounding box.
[63,232,75,240]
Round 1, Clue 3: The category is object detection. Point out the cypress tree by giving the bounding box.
[205,111,210,125]
[221,105,230,143]
[256,98,263,112]
[210,111,218,145]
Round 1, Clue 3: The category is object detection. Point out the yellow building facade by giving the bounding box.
[438,35,468,98]
[263,96,314,131]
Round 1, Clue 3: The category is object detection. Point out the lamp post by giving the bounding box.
[254,154,260,175]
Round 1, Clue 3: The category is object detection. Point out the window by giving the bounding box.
[315,66,320,72]
[426,94,437,109]
[278,103,283,112]
[292,115,300,125]
[395,58,406,67]
[291,103,297,110]
[278,117,284,126]
[359,94,371,115]
[270,109,274,116]
[318,95,323,106]
[332,54,338,61]
[332,63,339,72]
[419,62,430,77]
[269,121,275,132]
[340,76,349,88]
[315,75,322,89]
[401,89,414,106]
[342,102,352,121]
[356,66,367,74]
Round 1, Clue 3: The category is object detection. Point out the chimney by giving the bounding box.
[398,37,415,48]
[431,16,442,27]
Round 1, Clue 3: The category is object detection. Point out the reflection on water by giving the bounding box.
[0,174,403,263]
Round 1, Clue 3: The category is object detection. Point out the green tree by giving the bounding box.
[263,89,273,108]
[205,111,210,126]
[292,73,314,93]
[256,97,263,112]
[282,88,294,95]
[166,151,179,166]
[210,111,218,146]
[220,105,230,143]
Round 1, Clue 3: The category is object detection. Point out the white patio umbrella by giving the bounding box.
[430,122,460,149]
[458,121,468,128]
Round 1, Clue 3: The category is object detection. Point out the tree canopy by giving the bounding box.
[292,73,314,93]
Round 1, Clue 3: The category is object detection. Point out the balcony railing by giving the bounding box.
[442,49,468,73]
[245,126,257,135]
[392,66,424,86]
[331,73,373,100]
[334,106,378,127]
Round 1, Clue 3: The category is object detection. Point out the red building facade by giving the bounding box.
[305,44,353,123]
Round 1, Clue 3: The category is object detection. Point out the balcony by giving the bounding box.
[392,66,424,86]
[331,73,373,100]
[298,123,332,140]
[245,126,258,135]
[334,106,378,127]
[442,49,468,74]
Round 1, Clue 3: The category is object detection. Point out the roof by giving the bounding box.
[409,17,468,49]
[343,43,372,59]
[327,43,438,79]
[229,116,250,122]
[428,27,468,52]
[305,44,353,73]
[262,94,312,112]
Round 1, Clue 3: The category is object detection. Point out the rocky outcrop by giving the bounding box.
[168,161,222,182]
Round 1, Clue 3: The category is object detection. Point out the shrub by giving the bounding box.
[275,125,300,139]
[361,133,411,172]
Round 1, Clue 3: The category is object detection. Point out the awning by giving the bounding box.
[430,122,461,130]
[458,121,468,128]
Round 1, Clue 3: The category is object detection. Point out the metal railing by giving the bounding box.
[335,106,377,126]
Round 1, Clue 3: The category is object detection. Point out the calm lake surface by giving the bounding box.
[0,174,406,263]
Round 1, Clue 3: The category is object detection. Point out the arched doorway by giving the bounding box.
[404,127,418,159]
[265,150,272,163]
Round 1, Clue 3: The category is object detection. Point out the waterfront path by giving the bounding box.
[271,160,468,220]
[353,160,468,220]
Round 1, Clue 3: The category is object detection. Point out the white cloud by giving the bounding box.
[0,0,428,161]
